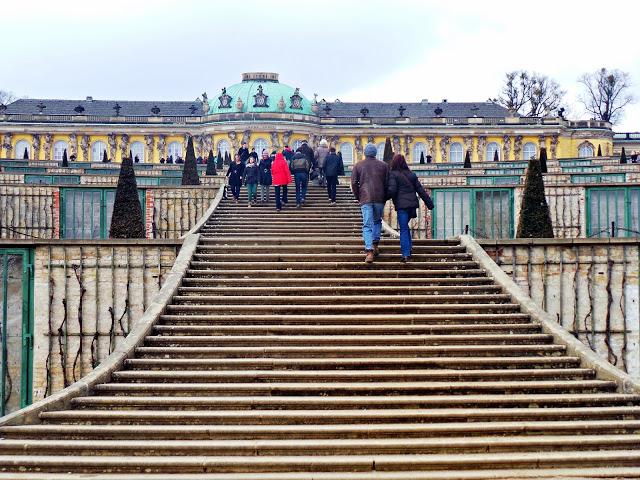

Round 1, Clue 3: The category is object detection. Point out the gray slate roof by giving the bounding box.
[2,99,205,117]
[322,101,512,118]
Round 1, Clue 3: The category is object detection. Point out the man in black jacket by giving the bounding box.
[290,152,311,207]
[322,147,344,205]
[238,142,249,164]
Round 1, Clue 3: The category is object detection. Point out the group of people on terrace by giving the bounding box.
[225,139,345,210]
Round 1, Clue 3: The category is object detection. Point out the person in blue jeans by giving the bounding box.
[290,152,311,208]
[387,153,434,262]
[350,143,389,263]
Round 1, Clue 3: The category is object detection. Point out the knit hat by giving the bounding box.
[364,143,377,157]
[319,139,329,147]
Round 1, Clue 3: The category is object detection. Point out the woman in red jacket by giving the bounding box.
[271,152,292,211]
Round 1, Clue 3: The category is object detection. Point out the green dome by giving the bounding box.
[208,72,314,116]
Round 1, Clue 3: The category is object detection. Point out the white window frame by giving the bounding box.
[292,140,304,151]
[522,142,537,160]
[15,140,30,159]
[253,138,268,156]
[53,140,68,162]
[449,142,463,163]
[486,142,500,161]
[376,142,385,161]
[217,140,230,156]
[339,142,354,165]
[130,141,145,163]
[579,144,594,158]
[167,141,182,161]
[412,142,426,163]
[91,141,107,161]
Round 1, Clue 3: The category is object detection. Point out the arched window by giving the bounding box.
[412,142,426,163]
[167,141,182,161]
[15,140,30,159]
[130,141,145,163]
[522,142,537,160]
[340,142,354,165]
[91,141,107,161]
[376,142,385,161]
[292,140,304,151]
[449,142,463,163]
[253,138,268,156]
[579,143,594,158]
[486,142,500,161]
[217,140,230,157]
[53,140,68,162]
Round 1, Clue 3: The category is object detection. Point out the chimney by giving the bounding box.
[86,96,93,102]
[442,99,448,103]
[421,99,428,104]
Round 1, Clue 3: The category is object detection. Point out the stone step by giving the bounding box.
[110,368,595,384]
[175,285,503,296]
[156,313,531,326]
[191,253,473,262]
[183,269,489,279]
[187,261,481,270]
[2,450,640,474]
[194,244,467,253]
[91,379,617,396]
[170,293,513,306]
[133,344,568,358]
[7,419,640,440]
[198,237,461,246]
[48,402,640,420]
[180,277,495,286]
[125,356,581,370]
[152,324,538,336]
[2,434,640,457]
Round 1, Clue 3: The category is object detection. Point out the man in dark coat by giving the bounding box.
[290,151,311,208]
[258,151,272,202]
[351,143,389,263]
[296,140,315,165]
[238,142,249,164]
[283,145,294,162]
[322,147,344,205]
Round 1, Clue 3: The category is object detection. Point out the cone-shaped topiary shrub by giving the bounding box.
[109,156,145,238]
[206,149,217,175]
[23,148,28,159]
[516,158,554,238]
[217,150,223,169]
[383,138,393,164]
[493,149,499,162]
[539,147,548,174]
[463,150,471,168]
[597,144,602,157]
[102,149,108,163]
[620,147,627,164]
[181,136,200,185]
[419,151,425,164]
[61,149,68,167]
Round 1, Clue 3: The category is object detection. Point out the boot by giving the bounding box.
[372,241,380,257]
[365,250,375,264]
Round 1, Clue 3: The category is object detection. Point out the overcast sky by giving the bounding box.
[2,0,639,130]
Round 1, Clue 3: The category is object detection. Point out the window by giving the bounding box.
[486,142,500,161]
[53,141,68,162]
[167,141,182,161]
[62,188,145,239]
[449,142,463,163]
[376,142,385,161]
[91,141,107,161]
[253,138,268,156]
[522,142,537,160]
[579,143,594,158]
[217,140,230,157]
[340,142,354,165]
[412,142,426,163]
[14,140,30,159]
[587,187,640,237]
[292,140,304,151]
[129,141,144,163]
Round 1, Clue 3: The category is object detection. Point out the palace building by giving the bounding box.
[0,72,614,165]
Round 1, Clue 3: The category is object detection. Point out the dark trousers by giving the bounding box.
[294,172,309,205]
[230,184,241,199]
[274,185,288,210]
[326,175,338,202]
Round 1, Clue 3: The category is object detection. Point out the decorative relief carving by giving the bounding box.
[32,134,41,159]
[354,136,363,155]
[270,132,280,150]
[43,133,52,160]
[120,133,130,157]
[253,85,268,108]
[426,136,435,157]
[242,130,251,145]
[290,88,303,110]
[282,130,293,146]
[404,136,413,156]
[392,136,400,154]
[308,133,316,148]
[218,88,232,109]
[107,133,117,160]
[157,134,166,159]
[144,135,154,161]
[476,136,487,160]
[439,136,450,162]
[2,133,13,156]
[502,135,511,161]
[463,136,474,159]
[80,135,89,160]
[538,135,546,151]
[550,135,559,160]
[227,131,238,149]
[513,135,523,160]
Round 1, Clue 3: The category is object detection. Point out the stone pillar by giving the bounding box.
[502,135,511,161]
[270,132,280,151]
[43,134,52,161]
[2,133,12,158]
[513,135,523,160]
[157,135,167,161]
[392,136,400,154]
[80,135,89,161]
[354,136,363,158]
[107,132,117,161]
[476,136,487,161]
[242,130,251,146]
[308,133,316,149]
[538,135,547,154]
[439,136,450,163]
[426,136,435,160]
[463,136,473,160]
[282,130,292,148]
[30,134,40,160]
[144,135,155,162]
[330,135,340,148]
[550,135,559,160]
[404,135,413,156]
[227,131,238,150]
[120,133,130,158]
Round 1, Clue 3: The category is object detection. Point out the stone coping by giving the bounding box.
[0,239,184,247]
[460,234,640,394]
[181,186,224,238]
[477,238,640,247]
[0,232,201,426]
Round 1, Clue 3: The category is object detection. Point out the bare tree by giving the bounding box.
[578,68,634,124]
[0,90,16,106]
[496,70,565,117]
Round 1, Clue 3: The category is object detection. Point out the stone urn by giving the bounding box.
[278,97,286,112]
[236,98,244,112]
[311,102,319,114]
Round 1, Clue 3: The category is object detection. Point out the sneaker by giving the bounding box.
[401,256,409,263]
[373,241,380,257]
[247,204,252,208]
[296,203,301,209]
[276,208,282,212]
[365,250,375,264]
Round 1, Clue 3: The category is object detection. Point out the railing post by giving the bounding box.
[611,221,616,238]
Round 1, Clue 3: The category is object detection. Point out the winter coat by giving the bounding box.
[323,152,344,177]
[258,158,272,186]
[290,152,311,174]
[350,156,389,205]
[244,163,259,185]
[296,143,314,162]
[271,153,292,186]
[238,147,249,163]
[283,148,294,162]
[387,169,434,211]
[226,162,245,186]
[314,146,330,169]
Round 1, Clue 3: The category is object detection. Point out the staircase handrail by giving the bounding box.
[0,234,202,426]
[180,185,225,238]
[460,234,640,393]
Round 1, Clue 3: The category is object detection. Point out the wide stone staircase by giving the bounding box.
[1,185,640,479]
